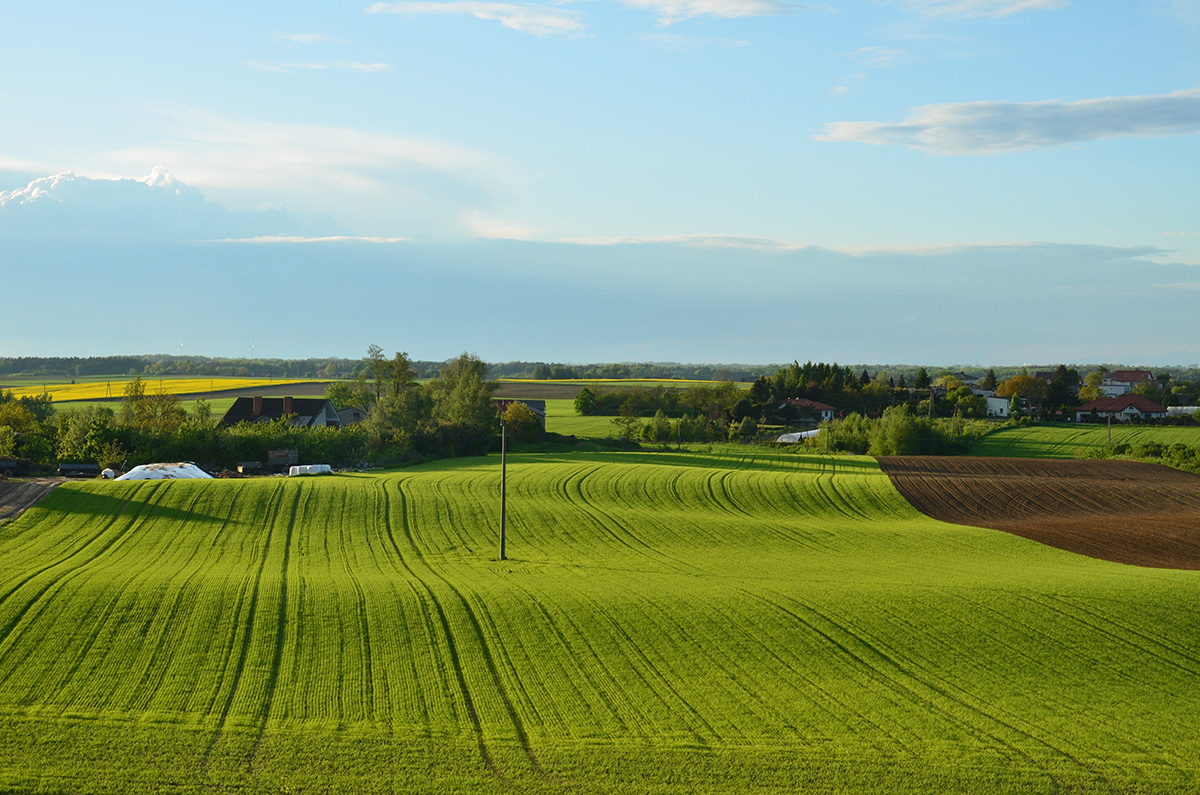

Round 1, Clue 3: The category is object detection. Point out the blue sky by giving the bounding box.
[2,1,1198,364]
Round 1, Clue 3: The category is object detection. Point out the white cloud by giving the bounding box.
[366,1,584,36]
[898,0,1068,19]
[619,0,788,25]
[846,46,910,68]
[248,60,394,73]
[816,88,1200,154]
[99,109,500,194]
[275,32,346,44]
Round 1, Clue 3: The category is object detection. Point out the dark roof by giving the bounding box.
[1109,370,1152,383]
[220,397,339,428]
[782,398,838,412]
[494,398,547,418]
[1076,394,1166,414]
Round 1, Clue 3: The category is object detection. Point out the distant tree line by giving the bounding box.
[0,350,512,473]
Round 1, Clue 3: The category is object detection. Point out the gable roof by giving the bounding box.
[220,397,341,428]
[782,398,838,412]
[1108,370,1152,383]
[1076,394,1166,414]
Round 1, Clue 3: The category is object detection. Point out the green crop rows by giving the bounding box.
[1,450,1198,793]
[971,424,1200,458]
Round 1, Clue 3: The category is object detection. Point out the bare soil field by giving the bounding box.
[0,479,60,524]
[879,456,1200,569]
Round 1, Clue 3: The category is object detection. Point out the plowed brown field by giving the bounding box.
[878,456,1200,569]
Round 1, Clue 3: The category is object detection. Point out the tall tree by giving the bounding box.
[429,353,497,432]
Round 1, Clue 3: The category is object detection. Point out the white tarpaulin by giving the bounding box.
[289,464,332,476]
[115,462,213,481]
[776,429,821,444]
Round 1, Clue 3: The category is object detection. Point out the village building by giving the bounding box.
[219,396,343,428]
[780,398,837,422]
[1074,393,1167,423]
[1099,370,1153,398]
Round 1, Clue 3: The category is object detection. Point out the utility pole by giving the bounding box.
[499,418,507,561]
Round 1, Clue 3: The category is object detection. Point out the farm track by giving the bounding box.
[0,480,60,524]
[879,456,1200,569]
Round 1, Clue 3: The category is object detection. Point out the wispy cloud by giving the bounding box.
[636,32,749,50]
[224,235,409,244]
[817,89,1200,154]
[248,61,394,73]
[99,110,501,197]
[898,0,1068,19]
[275,32,346,44]
[619,0,788,25]
[846,46,910,68]
[366,1,584,36]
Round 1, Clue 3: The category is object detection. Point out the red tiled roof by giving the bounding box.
[1109,370,1152,383]
[783,398,838,411]
[1076,394,1166,414]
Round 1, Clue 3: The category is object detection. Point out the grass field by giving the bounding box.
[3,377,325,403]
[971,423,1200,458]
[1,450,1198,793]
[542,398,614,438]
[54,397,240,416]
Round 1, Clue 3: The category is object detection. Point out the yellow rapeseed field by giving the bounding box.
[5,378,322,402]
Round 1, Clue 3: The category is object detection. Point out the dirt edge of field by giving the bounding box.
[0,480,61,524]
[878,456,1200,570]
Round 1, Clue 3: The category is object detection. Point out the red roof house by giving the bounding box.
[1075,393,1166,423]
[781,398,838,421]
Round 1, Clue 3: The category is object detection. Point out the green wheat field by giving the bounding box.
[1,450,1198,793]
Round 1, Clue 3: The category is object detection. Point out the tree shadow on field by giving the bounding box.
[37,484,233,525]
[516,450,882,474]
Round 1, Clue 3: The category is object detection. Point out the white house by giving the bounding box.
[1075,394,1167,423]
[1099,369,1153,398]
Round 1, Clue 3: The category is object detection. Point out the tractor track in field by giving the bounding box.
[0,488,150,661]
[379,482,506,784]
[387,479,578,792]
[879,457,1200,569]
[202,483,289,773]
[246,485,303,766]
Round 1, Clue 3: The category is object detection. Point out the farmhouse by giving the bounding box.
[781,398,837,422]
[1100,370,1153,398]
[1075,394,1167,423]
[985,396,1013,418]
[220,396,343,428]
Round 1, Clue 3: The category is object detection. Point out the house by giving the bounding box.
[986,395,1019,418]
[1100,369,1153,398]
[220,396,343,428]
[337,406,369,425]
[781,398,837,422]
[949,372,980,386]
[494,399,547,427]
[1075,394,1167,423]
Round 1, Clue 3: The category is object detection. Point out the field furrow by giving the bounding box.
[0,450,1197,793]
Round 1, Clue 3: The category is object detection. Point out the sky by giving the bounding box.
[1,0,1198,365]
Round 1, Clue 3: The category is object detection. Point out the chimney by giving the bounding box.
[253,395,263,415]
[283,396,294,415]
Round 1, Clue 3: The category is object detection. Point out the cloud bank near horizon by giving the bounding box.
[3,229,1197,366]
[818,89,1200,154]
